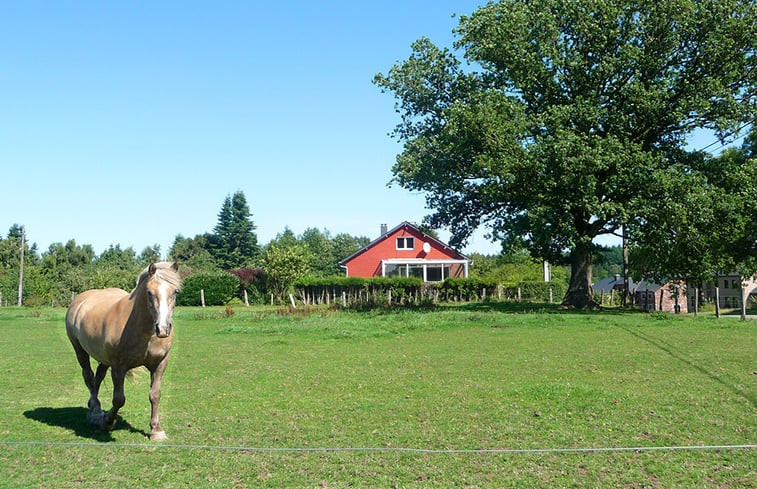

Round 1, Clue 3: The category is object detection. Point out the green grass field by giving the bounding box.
[0,304,754,488]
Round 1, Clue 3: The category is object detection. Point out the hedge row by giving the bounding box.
[294,276,424,306]
[177,273,567,307]
[294,277,566,306]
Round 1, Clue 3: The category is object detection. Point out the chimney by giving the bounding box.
[380,224,388,236]
[614,274,621,283]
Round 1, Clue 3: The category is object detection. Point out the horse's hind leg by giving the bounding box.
[70,339,104,422]
[90,363,109,412]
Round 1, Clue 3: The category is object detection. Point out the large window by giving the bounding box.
[396,237,415,250]
[384,264,408,278]
[426,265,448,282]
[408,265,424,278]
[382,263,455,282]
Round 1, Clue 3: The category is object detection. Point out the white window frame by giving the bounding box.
[396,237,415,250]
[381,259,469,282]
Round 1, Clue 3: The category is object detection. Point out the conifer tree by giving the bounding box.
[208,191,259,269]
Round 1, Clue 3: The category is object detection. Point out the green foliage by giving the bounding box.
[439,277,498,300]
[630,130,757,283]
[137,244,162,267]
[593,246,623,282]
[294,275,565,306]
[295,276,424,307]
[471,250,570,287]
[514,281,567,302]
[228,268,267,304]
[178,271,240,306]
[0,225,40,306]
[263,242,311,300]
[168,234,218,272]
[2,215,372,307]
[300,228,338,277]
[96,244,138,270]
[375,0,757,308]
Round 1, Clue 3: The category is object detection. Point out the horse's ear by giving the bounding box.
[171,262,179,271]
[148,263,157,277]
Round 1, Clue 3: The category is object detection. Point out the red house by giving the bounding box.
[340,222,470,282]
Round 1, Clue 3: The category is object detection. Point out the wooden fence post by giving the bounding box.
[200,289,205,308]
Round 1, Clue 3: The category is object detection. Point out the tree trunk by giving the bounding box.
[561,246,600,310]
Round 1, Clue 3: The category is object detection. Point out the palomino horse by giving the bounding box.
[65,262,182,441]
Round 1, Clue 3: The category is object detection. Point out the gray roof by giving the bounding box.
[592,276,662,293]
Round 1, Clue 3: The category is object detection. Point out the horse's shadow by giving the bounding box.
[23,407,148,441]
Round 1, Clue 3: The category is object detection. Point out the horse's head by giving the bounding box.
[144,262,181,338]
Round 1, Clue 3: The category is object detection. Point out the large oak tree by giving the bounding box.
[375,0,756,308]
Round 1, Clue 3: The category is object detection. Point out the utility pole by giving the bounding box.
[17,225,25,307]
[622,226,629,307]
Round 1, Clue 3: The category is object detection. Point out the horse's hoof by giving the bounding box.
[86,410,104,426]
[100,414,116,432]
[150,431,168,442]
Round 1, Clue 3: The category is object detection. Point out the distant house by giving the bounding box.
[634,280,688,313]
[339,222,470,282]
[687,273,757,310]
[593,275,688,313]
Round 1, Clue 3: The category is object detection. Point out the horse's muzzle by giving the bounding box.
[155,323,172,338]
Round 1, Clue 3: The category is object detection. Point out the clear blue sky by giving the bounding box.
[0,1,732,258]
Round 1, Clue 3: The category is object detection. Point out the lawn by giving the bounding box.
[0,304,754,488]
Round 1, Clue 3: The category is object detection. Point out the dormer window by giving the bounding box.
[396,237,415,250]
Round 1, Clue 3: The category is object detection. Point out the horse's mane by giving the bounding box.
[131,262,182,298]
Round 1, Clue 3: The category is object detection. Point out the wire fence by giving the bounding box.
[1,440,754,455]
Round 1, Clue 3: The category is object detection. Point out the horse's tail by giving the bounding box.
[125,366,149,384]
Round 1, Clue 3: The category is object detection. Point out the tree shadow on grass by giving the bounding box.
[23,407,148,441]
[616,325,757,408]
[447,301,635,315]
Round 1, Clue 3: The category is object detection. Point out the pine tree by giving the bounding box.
[209,191,259,269]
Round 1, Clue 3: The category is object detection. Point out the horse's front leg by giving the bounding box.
[148,354,171,441]
[101,366,126,432]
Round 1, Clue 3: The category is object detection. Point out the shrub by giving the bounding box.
[228,267,267,304]
[178,271,240,306]
[514,281,566,302]
[439,277,499,301]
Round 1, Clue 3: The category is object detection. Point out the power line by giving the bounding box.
[695,122,752,154]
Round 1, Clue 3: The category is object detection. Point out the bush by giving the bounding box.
[515,281,566,302]
[178,271,240,306]
[228,267,268,304]
[439,277,499,301]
